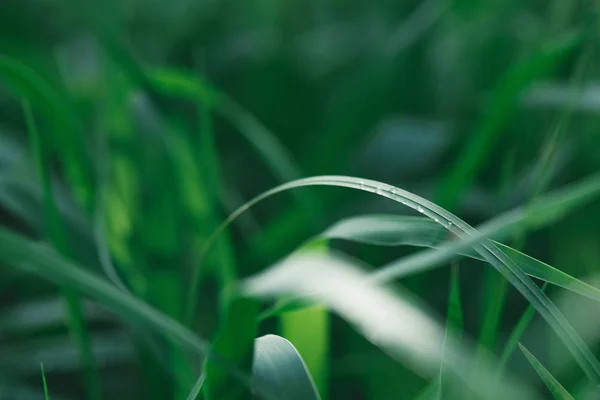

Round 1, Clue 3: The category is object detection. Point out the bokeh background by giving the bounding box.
[1,0,600,399]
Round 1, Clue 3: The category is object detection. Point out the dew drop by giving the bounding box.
[359,180,365,189]
[417,206,424,214]
[447,221,453,228]
[434,217,439,223]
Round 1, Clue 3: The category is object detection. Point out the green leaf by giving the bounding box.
[244,252,537,400]
[518,343,575,400]
[200,175,600,387]
[252,334,321,400]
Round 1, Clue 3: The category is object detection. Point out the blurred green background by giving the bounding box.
[1,0,600,399]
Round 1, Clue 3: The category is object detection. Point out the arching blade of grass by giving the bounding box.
[498,283,550,373]
[518,343,575,400]
[317,215,600,303]
[252,334,321,400]
[243,252,538,400]
[40,363,50,400]
[23,101,101,400]
[197,175,600,388]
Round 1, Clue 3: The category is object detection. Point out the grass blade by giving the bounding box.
[439,264,463,399]
[0,226,265,396]
[318,215,600,304]
[40,363,50,400]
[201,175,600,388]
[498,283,550,372]
[252,334,321,400]
[185,373,205,400]
[518,343,575,400]
[23,101,101,400]
[244,252,537,400]
[202,297,258,400]
[280,241,329,398]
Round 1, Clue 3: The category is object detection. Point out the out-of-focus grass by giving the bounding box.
[1,0,600,399]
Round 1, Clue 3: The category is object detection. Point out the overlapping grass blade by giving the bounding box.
[243,252,537,400]
[318,215,600,303]
[252,334,321,400]
[197,175,600,387]
[518,343,575,400]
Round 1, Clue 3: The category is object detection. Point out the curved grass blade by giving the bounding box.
[318,215,600,303]
[197,175,600,388]
[252,334,321,400]
[244,252,538,400]
[518,343,575,400]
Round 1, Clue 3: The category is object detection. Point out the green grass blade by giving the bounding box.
[40,363,50,400]
[280,241,329,398]
[498,283,550,372]
[201,175,600,387]
[518,343,575,400]
[23,101,102,400]
[185,373,205,400]
[244,252,537,400]
[318,215,600,304]
[439,264,463,399]
[203,297,258,400]
[0,226,261,395]
[252,334,321,400]
[281,305,329,399]
[0,56,95,208]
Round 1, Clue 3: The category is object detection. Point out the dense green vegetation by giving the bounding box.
[1,0,600,399]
